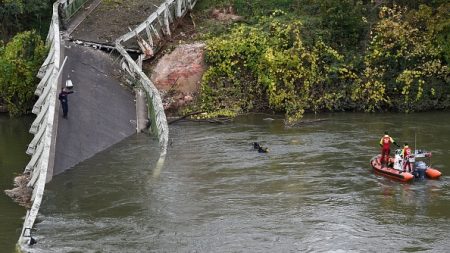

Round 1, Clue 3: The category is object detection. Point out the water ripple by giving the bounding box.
[30,113,450,252]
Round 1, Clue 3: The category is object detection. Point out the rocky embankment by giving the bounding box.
[150,43,205,112]
[147,6,242,114]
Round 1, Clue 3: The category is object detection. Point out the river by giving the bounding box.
[0,114,33,253]
[4,112,450,252]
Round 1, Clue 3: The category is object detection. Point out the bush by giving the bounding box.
[199,12,356,124]
[193,1,449,123]
[0,30,47,116]
[353,5,449,112]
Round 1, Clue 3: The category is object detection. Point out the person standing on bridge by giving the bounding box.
[58,87,74,119]
[379,131,399,166]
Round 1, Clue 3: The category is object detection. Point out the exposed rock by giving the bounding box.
[4,174,32,209]
[150,43,206,112]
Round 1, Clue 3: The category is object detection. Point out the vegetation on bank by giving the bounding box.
[0,0,448,121]
[192,1,449,124]
[0,31,47,116]
[0,0,52,116]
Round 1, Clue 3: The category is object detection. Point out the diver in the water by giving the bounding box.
[258,146,269,153]
[252,142,269,153]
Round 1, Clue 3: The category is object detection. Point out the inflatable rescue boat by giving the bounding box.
[370,149,442,182]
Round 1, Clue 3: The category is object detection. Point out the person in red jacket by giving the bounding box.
[401,143,413,172]
[379,131,399,166]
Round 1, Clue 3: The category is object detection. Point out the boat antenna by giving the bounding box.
[414,131,417,151]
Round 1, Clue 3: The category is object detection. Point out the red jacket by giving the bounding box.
[380,135,394,149]
[402,146,411,158]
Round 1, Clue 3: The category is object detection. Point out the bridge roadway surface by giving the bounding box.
[68,0,164,47]
[52,0,164,175]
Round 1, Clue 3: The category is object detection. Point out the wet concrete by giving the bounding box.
[53,42,136,175]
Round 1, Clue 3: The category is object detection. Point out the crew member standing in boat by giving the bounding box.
[401,143,413,172]
[379,131,399,166]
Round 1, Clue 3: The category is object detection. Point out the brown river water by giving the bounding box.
[2,112,449,252]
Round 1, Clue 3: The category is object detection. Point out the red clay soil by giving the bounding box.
[149,42,205,112]
[141,7,243,114]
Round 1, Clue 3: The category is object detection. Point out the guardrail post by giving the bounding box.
[176,0,182,17]
[145,22,154,47]
[164,5,171,37]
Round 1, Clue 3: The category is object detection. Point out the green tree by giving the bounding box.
[193,0,449,121]
[318,0,368,52]
[384,0,447,9]
[406,3,450,64]
[0,0,53,41]
[199,11,356,124]
[0,30,47,116]
[352,5,449,112]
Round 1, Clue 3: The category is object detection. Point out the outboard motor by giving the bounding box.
[414,161,427,179]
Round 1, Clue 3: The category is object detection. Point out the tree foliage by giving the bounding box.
[318,0,368,51]
[0,30,47,116]
[353,5,449,112]
[0,0,53,41]
[200,12,356,124]
[195,1,449,124]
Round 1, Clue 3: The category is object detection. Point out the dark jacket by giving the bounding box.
[58,90,73,103]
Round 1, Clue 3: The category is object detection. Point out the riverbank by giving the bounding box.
[142,1,449,125]
[141,5,246,118]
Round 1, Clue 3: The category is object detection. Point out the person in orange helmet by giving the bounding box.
[379,131,399,167]
[401,143,413,172]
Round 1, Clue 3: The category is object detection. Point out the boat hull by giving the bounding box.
[370,155,414,182]
[425,168,442,179]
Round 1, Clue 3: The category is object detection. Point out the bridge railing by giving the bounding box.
[16,0,197,248]
[115,0,197,156]
[115,45,169,156]
[17,1,62,249]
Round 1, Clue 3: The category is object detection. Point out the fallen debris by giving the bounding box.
[168,111,204,124]
[4,173,33,209]
[288,119,329,127]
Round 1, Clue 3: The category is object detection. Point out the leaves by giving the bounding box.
[0,0,53,41]
[195,2,449,123]
[359,5,449,112]
[0,30,47,116]
[199,12,354,124]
